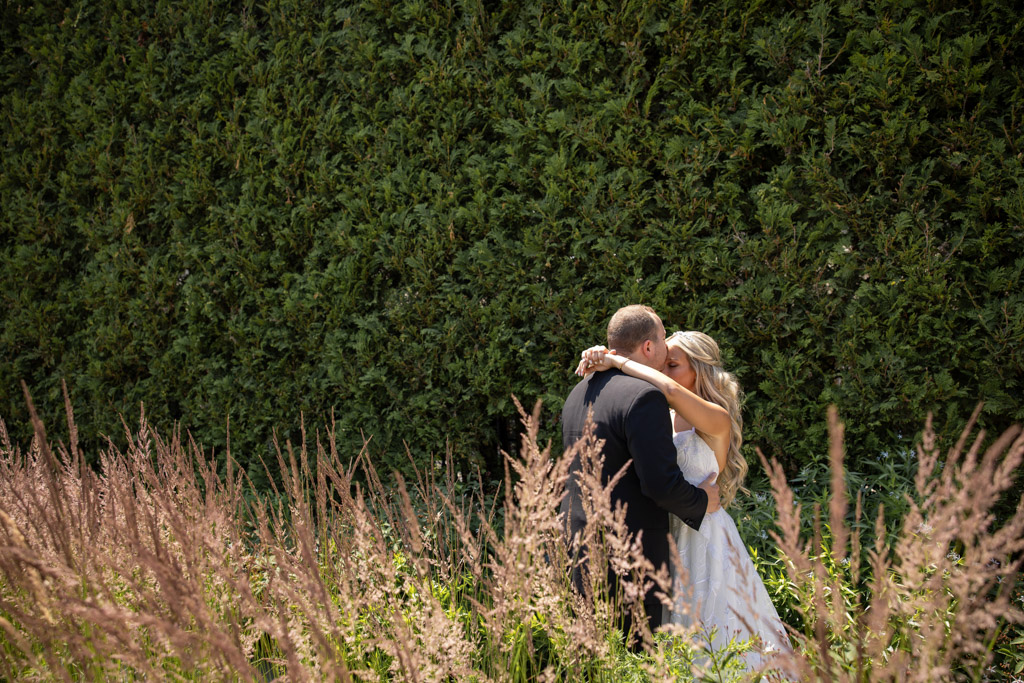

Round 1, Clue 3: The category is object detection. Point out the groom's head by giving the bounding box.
[607,305,667,370]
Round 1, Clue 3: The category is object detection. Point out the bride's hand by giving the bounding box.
[574,345,619,377]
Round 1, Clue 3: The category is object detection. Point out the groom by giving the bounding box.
[560,304,720,642]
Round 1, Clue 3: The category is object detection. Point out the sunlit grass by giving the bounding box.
[0,390,1021,681]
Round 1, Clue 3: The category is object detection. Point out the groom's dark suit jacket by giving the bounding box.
[560,368,708,618]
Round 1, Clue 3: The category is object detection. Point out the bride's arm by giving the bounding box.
[577,346,730,438]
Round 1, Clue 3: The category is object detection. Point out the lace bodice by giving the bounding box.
[673,428,719,487]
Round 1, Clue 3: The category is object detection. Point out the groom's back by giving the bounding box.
[560,369,674,534]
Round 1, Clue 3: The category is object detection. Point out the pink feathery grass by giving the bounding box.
[759,405,1024,681]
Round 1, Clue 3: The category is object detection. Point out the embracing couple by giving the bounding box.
[560,304,789,667]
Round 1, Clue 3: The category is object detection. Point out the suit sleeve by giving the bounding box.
[625,388,708,530]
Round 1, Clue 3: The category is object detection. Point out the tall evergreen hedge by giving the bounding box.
[2,0,1022,484]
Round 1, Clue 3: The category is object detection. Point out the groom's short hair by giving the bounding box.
[607,305,660,354]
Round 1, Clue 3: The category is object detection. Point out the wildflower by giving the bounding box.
[947,551,961,562]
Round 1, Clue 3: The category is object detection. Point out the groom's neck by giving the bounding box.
[623,352,655,369]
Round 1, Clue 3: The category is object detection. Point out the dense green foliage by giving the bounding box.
[2,0,1022,480]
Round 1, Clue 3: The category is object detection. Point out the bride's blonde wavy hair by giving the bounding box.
[668,330,748,508]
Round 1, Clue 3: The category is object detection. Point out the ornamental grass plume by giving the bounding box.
[13,383,1019,681]
[759,404,1024,681]
[1,388,692,680]
[0,382,258,680]
[470,397,584,668]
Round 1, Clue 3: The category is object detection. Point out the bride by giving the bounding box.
[577,330,790,667]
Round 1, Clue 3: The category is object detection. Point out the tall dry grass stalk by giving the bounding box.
[760,405,1024,681]
[0,390,715,681]
[7,386,1012,681]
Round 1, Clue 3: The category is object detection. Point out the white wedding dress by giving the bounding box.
[665,428,789,667]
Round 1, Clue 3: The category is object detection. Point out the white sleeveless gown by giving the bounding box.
[665,428,789,664]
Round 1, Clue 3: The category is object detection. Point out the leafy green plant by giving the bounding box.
[2,0,1021,487]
